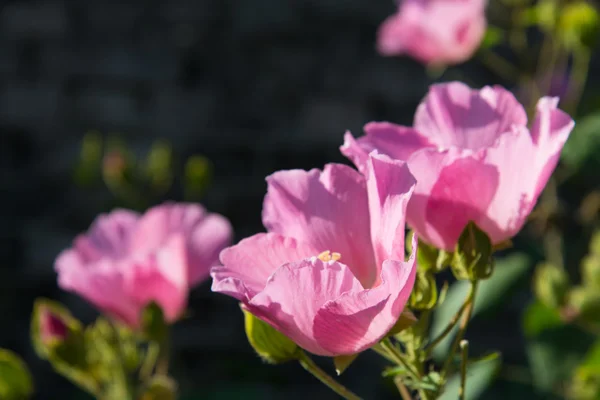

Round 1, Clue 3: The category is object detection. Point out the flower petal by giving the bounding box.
[212,233,318,301]
[187,213,233,284]
[129,202,232,285]
[262,164,376,287]
[247,257,364,356]
[313,234,417,355]
[125,234,189,324]
[366,154,416,275]
[413,82,528,150]
[407,147,500,250]
[72,210,139,262]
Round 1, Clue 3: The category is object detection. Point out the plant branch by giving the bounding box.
[297,351,362,400]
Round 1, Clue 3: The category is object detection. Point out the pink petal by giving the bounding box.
[247,258,364,356]
[341,124,433,174]
[481,99,573,242]
[124,234,189,324]
[73,210,140,262]
[187,213,233,285]
[413,82,528,150]
[313,234,417,355]
[262,164,377,287]
[366,154,416,276]
[248,236,418,356]
[407,147,500,250]
[129,202,232,286]
[212,233,318,301]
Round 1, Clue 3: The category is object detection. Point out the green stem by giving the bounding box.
[459,340,469,400]
[564,46,591,116]
[380,338,420,381]
[155,327,170,376]
[297,351,362,400]
[394,376,413,400]
[440,281,478,381]
[107,319,135,400]
[424,296,471,356]
[139,341,160,381]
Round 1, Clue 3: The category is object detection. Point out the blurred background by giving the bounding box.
[1,0,599,399]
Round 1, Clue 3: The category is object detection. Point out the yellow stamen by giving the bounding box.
[317,250,341,262]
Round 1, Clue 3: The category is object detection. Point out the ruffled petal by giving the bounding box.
[262,164,376,287]
[247,257,364,356]
[212,233,318,301]
[413,82,528,150]
[313,234,417,355]
[187,213,233,285]
[366,154,416,278]
[406,147,500,250]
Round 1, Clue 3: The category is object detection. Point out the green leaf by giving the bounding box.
[431,254,530,361]
[522,301,564,338]
[243,308,299,364]
[333,354,359,375]
[561,113,600,171]
[409,271,438,310]
[142,302,168,343]
[439,353,501,400]
[0,349,34,399]
[533,263,570,309]
[480,26,504,49]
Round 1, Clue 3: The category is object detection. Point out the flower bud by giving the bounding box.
[558,1,599,49]
[452,222,494,281]
[243,308,299,364]
[409,271,438,310]
[569,287,600,324]
[534,263,570,309]
[39,307,69,345]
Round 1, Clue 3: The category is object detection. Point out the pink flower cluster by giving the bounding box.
[55,82,574,357]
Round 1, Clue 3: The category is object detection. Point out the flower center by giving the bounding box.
[317,250,341,262]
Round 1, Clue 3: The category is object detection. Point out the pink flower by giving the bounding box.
[56,203,233,326]
[378,0,487,65]
[342,82,574,251]
[211,154,417,356]
[39,307,69,344]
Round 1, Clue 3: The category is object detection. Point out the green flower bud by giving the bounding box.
[243,308,299,364]
[558,1,600,49]
[534,263,570,309]
[409,271,438,310]
[452,222,494,281]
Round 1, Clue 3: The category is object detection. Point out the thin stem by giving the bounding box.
[297,351,362,400]
[459,340,469,400]
[564,46,591,115]
[394,376,413,400]
[107,319,135,400]
[139,341,160,381]
[440,281,478,381]
[424,297,471,356]
[371,343,396,363]
[155,327,170,376]
[380,338,420,381]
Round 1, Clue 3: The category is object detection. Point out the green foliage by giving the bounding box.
[439,353,501,400]
[333,354,359,376]
[452,222,494,281]
[0,349,34,399]
[431,254,530,361]
[533,263,570,309]
[561,112,600,172]
[409,270,438,310]
[139,376,177,400]
[480,27,504,49]
[243,308,299,364]
[557,1,600,49]
[142,302,168,344]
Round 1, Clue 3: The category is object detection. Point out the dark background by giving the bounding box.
[1,0,598,399]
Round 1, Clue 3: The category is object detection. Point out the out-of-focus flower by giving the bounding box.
[212,154,417,356]
[56,203,233,326]
[342,82,574,250]
[377,0,487,65]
